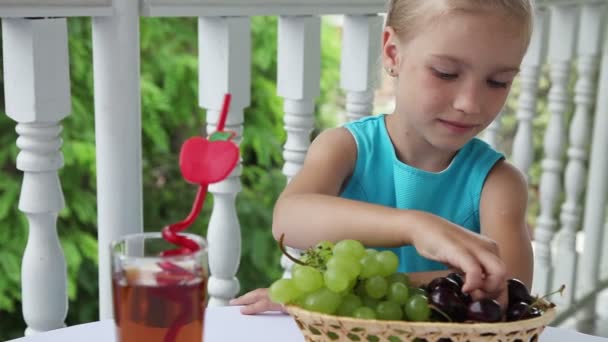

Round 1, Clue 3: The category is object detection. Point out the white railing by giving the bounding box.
[1,0,608,337]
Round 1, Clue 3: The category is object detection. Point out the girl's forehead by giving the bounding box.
[404,10,529,67]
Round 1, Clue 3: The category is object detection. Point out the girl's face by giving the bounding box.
[383,9,529,152]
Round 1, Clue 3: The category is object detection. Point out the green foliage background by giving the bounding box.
[0,16,341,340]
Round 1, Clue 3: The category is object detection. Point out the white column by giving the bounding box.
[340,15,383,122]
[555,4,603,308]
[511,8,548,179]
[199,16,251,306]
[533,5,578,297]
[277,15,321,277]
[577,4,608,333]
[2,18,70,335]
[92,0,143,319]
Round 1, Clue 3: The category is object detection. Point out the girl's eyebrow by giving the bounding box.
[430,54,520,73]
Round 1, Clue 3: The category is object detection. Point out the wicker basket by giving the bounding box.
[285,303,556,342]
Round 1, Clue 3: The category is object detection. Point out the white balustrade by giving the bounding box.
[3,0,608,336]
[91,0,143,319]
[533,4,578,297]
[277,15,321,277]
[555,3,604,308]
[340,14,383,122]
[199,16,251,306]
[577,2,608,332]
[2,17,70,335]
[511,8,548,180]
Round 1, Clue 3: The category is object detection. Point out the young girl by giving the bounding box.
[232,0,535,314]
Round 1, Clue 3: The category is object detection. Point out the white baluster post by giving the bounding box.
[533,5,577,297]
[555,4,603,308]
[277,15,321,277]
[199,17,250,306]
[340,15,383,122]
[2,18,70,335]
[92,0,143,319]
[577,4,608,333]
[512,8,548,179]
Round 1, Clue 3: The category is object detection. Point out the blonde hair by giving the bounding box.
[386,0,534,46]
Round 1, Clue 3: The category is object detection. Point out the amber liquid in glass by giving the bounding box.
[112,274,206,342]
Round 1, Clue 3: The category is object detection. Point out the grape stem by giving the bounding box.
[429,304,453,323]
[519,284,564,320]
[279,233,307,266]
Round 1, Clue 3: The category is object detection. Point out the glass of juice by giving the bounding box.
[111,232,208,342]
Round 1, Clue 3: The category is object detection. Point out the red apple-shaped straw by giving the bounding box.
[157,93,239,342]
[161,93,239,256]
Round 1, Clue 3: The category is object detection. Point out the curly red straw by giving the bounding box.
[160,93,232,256]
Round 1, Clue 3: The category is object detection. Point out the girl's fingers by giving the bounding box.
[449,249,484,293]
[476,249,507,296]
[240,298,284,315]
[229,288,269,306]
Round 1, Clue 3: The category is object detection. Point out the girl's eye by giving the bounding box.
[487,79,509,88]
[433,69,458,80]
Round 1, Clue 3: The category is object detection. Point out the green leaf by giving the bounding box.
[0,182,18,220]
[209,131,235,142]
[0,255,21,283]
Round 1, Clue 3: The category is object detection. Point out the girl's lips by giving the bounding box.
[437,119,478,133]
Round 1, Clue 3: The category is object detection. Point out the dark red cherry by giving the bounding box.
[507,278,533,306]
[428,277,461,294]
[446,272,464,288]
[506,302,532,322]
[430,288,467,322]
[466,299,502,322]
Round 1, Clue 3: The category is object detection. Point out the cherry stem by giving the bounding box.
[429,304,453,323]
[278,234,307,266]
[537,284,565,302]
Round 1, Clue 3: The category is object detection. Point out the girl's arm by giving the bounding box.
[272,127,412,248]
[273,127,506,295]
[479,160,534,290]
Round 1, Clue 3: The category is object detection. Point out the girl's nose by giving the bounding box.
[453,81,482,116]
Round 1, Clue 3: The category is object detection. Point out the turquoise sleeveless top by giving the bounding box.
[340,114,504,273]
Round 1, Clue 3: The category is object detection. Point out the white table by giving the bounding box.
[8,306,608,341]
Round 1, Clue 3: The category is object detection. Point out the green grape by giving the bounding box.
[336,293,362,317]
[387,282,409,305]
[376,301,403,320]
[292,265,323,293]
[346,277,358,292]
[409,287,427,297]
[353,307,377,319]
[375,250,400,276]
[355,280,367,298]
[361,295,380,309]
[365,275,388,299]
[315,240,334,262]
[333,239,365,259]
[302,288,342,314]
[405,294,431,322]
[268,278,302,304]
[359,254,382,279]
[315,240,334,251]
[365,248,378,256]
[327,255,361,279]
[386,272,410,287]
[324,267,350,293]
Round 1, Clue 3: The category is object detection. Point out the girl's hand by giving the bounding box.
[230,288,285,315]
[408,211,507,301]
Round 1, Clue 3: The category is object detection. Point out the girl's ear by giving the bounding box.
[382,26,401,77]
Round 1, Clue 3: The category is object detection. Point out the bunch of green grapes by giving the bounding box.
[268,239,431,322]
